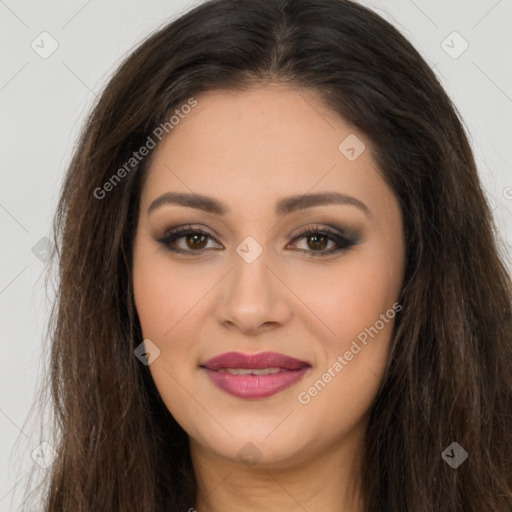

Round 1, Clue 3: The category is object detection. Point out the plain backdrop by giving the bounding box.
[1,0,511,510]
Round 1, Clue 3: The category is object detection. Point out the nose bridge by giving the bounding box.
[230,235,273,301]
[216,234,290,331]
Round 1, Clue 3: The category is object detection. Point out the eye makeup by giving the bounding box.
[155,222,361,258]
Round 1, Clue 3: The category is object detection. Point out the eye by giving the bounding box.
[287,224,359,258]
[157,224,222,254]
[156,223,359,257]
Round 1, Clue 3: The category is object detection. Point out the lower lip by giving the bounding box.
[203,367,310,399]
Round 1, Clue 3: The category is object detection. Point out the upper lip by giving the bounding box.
[201,351,310,370]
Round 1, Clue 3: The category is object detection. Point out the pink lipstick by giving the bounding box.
[201,351,311,399]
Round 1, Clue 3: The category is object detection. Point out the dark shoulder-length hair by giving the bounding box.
[20,0,512,510]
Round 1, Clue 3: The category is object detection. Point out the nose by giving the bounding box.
[215,245,292,335]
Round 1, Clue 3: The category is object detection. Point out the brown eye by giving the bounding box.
[305,233,330,251]
[185,233,208,250]
[289,225,359,258]
[157,223,359,258]
[157,225,222,254]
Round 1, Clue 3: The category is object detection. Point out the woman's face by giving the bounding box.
[133,85,405,469]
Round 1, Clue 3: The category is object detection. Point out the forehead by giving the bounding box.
[149,85,352,166]
[139,85,396,220]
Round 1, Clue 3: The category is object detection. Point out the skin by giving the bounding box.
[132,84,405,512]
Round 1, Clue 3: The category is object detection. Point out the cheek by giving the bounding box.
[292,248,402,347]
[133,247,212,341]
[133,264,169,341]
[292,250,401,433]
[132,253,210,430]
[293,251,400,391]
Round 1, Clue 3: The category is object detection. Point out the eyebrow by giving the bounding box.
[147,191,372,218]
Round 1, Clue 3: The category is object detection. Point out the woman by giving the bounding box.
[22,0,512,510]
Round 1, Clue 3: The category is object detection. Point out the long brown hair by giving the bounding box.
[18,0,512,510]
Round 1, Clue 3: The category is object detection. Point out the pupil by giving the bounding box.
[187,233,207,249]
[308,234,327,250]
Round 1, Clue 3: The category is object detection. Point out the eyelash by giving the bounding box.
[156,224,359,258]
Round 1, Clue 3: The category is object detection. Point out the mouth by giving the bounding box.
[200,351,311,399]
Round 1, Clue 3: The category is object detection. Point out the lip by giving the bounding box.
[201,351,311,399]
[202,351,310,370]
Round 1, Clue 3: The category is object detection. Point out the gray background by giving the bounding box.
[1,0,511,509]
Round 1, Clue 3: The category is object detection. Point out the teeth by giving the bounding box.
[218,367,283,375]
